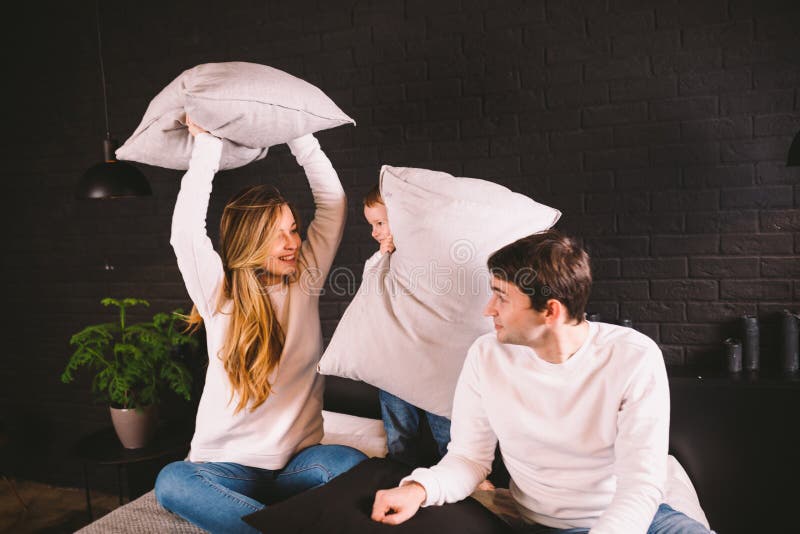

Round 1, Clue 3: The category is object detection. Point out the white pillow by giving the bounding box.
[320,410,388,459]
[472,455,711,530]
[116,62,354,170]
[319,166,561,417]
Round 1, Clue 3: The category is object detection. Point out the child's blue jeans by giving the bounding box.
[379,389,452,466]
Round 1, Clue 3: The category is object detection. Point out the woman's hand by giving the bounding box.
[185,114,208,137]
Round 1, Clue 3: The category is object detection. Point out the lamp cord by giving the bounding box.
[95,0,110,139]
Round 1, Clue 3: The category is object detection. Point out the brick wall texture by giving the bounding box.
[4,0,799,487]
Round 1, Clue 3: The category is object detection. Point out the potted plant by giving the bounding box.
[62,298,197,448]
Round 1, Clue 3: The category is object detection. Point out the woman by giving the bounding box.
[155,117,366,533]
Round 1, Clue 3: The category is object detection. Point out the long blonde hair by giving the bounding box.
[187,185,302,413]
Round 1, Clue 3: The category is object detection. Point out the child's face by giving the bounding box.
[364,203,391,244]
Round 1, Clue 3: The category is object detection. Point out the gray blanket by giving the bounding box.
[77,490,205,534]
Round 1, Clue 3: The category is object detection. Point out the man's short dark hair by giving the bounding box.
[487,230,592,323]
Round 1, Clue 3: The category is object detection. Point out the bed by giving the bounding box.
[78,374,800,533]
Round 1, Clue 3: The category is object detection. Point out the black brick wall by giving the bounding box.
[4,0,799,488]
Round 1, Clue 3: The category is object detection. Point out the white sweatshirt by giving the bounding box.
[403,322,670,533]
[170,133,346,470]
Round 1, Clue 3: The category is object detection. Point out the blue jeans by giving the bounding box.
[520,504,711,534]
[379,389,451,466]
[155,444,366,534]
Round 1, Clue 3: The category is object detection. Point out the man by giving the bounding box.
[371,230,709,533]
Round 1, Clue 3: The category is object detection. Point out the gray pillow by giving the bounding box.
[116,62,355,170]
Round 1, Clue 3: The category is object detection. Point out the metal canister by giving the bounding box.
[724,337,742,374]
[781,310,799,375]
[742,315,759,372]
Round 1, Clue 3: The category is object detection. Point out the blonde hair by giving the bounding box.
[186,185,302,413]
[363,184,383,207]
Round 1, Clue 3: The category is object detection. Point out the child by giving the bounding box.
[362,184,451,466]
[362,185,496,490]
[362,184,395,257]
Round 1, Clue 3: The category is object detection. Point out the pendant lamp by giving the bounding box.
[76,0,150,199]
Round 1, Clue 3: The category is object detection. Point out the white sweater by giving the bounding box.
[403,322,670,534]
[170,133,346,470]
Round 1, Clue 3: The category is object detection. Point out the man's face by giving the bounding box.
[483,276,547,347]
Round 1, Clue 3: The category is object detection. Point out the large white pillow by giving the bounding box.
[116,62,354,170]
[318,166,561,417]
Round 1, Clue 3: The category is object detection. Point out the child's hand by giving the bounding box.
[476,479,496,491]
[185,114,208,137]
[380,235,395,255]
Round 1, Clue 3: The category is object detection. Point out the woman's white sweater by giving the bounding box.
[170,133,346,470]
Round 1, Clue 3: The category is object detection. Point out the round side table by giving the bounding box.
[74,423,192,520]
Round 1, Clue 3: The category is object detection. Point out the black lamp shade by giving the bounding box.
[79,2,152,200]
[76,138,152,199]
[788,130,800,167]
[76,160,152,199]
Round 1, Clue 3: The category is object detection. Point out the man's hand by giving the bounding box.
[371,482,426,525]
[185,114,208,137]
[380,235,396,255]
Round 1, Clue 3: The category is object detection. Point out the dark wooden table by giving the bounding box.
[74,423,192,520]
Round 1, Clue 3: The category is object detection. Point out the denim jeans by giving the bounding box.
[155,444,366,534]
[519,504,712,534]
[379,389,452,466]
